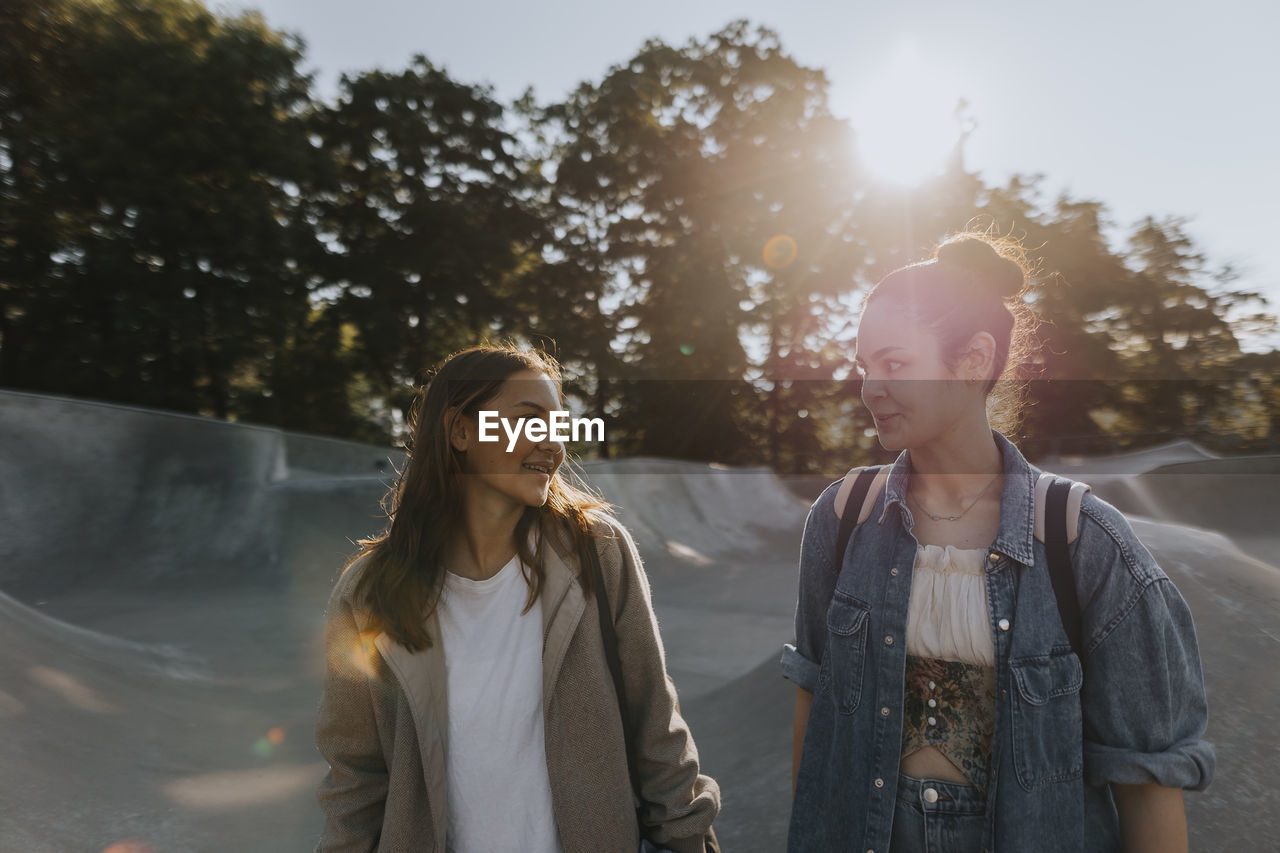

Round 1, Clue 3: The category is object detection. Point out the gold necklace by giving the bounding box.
[908,474,1000,522]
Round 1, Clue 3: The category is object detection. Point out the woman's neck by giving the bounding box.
[908,416,1003,504]
[446,487,525,581]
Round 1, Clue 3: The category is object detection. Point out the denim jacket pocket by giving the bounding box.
[818,592,872,714]
[1009,648,1084,790]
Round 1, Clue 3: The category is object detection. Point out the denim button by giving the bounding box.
[928,698,937,708]
[928,716,937,726]
[923,787,939,803]
[988,552,1000,563]
[884,635,894,645]
[880,706,890,716]
[890,567,899,576]
[999,618,1010,631]
[874,777,884,788]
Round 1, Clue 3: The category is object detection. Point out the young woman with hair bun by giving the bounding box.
[783,235,1213,851]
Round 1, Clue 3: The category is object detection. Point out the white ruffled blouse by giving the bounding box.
[905,544,995,667]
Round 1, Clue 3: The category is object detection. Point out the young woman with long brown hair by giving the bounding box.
[315,344,719,852]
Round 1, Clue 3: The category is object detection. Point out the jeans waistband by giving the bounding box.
[896,772,986,815]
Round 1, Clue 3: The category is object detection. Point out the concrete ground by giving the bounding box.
[1,391,1277,852]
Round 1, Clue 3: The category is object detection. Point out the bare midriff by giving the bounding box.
[900,746,972,784]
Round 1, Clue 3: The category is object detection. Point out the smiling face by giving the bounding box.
[855,296,981,452]
[449,369,566,510]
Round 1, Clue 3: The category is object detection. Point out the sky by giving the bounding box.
[228,0,1279,350]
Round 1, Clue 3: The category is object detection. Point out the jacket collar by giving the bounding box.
[879,429,1038,566]
[536,517,588,711]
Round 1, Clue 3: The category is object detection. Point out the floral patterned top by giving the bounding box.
[901,544,997,794]
[902,654,997,793]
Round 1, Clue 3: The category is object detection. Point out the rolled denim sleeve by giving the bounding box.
[1077,500,1216,791]
[781,482,841,693]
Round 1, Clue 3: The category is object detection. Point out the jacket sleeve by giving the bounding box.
[314,569,389,852]
[605,518,721,853]
[1075,497,1216,791]
[781,481,841,693]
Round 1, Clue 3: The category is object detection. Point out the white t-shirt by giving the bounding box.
[438,555,564,853]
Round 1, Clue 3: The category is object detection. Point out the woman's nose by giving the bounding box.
[537,430,564,455]
[862,374,886,399]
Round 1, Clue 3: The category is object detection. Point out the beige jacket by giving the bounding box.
[314,512,720,852]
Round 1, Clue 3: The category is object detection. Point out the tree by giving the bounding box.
[310,57,546,419]
[547,22,871,464]
[1,0,321,418]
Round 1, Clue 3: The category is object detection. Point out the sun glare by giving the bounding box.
[847,42,970,187]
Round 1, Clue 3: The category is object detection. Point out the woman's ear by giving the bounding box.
[445,406,470,453]
[963,332,998,383]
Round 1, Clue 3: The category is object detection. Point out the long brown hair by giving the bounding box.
[349,343,610,652]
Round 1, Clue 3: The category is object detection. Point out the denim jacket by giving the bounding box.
[781,431,1214,852]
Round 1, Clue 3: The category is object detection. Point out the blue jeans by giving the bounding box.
[889,773,986,853]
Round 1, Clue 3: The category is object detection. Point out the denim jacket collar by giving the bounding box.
[878,429,1038,566]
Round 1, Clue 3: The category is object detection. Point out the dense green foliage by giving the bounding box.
[3,1,1276,465]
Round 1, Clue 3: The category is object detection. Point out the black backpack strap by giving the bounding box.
[833,467,882,573]
[590,538,720,851]
[1045,477,1085,661]
[587,539,642,802]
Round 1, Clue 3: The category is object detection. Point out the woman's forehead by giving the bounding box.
[856,300,933,357]
[491,370,560,406]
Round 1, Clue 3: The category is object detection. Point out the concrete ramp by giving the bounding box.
[0,393,280,598]
[1087,456,1280,567]
[1,390,1278,851]
[1039,438,1219,476]
[1,391,397,852]
[579,457,807,562]
[0,585,329,853]
[578,459,809,701]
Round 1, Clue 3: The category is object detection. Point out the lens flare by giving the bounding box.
[0,690,25,715]
[165,763,328,811]
[763,234,799,269]
[100,842,156,853]
[28,666,117,713]
[343,631,381,679]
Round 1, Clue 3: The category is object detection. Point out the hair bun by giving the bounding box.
[935,236,1025,300]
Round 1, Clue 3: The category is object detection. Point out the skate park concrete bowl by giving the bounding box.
[1,390,1277,852]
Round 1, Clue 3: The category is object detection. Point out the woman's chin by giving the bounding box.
[875,429,906,451]
[521,484,552,507]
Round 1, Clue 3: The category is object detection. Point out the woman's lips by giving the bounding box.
[875,413,901,428]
